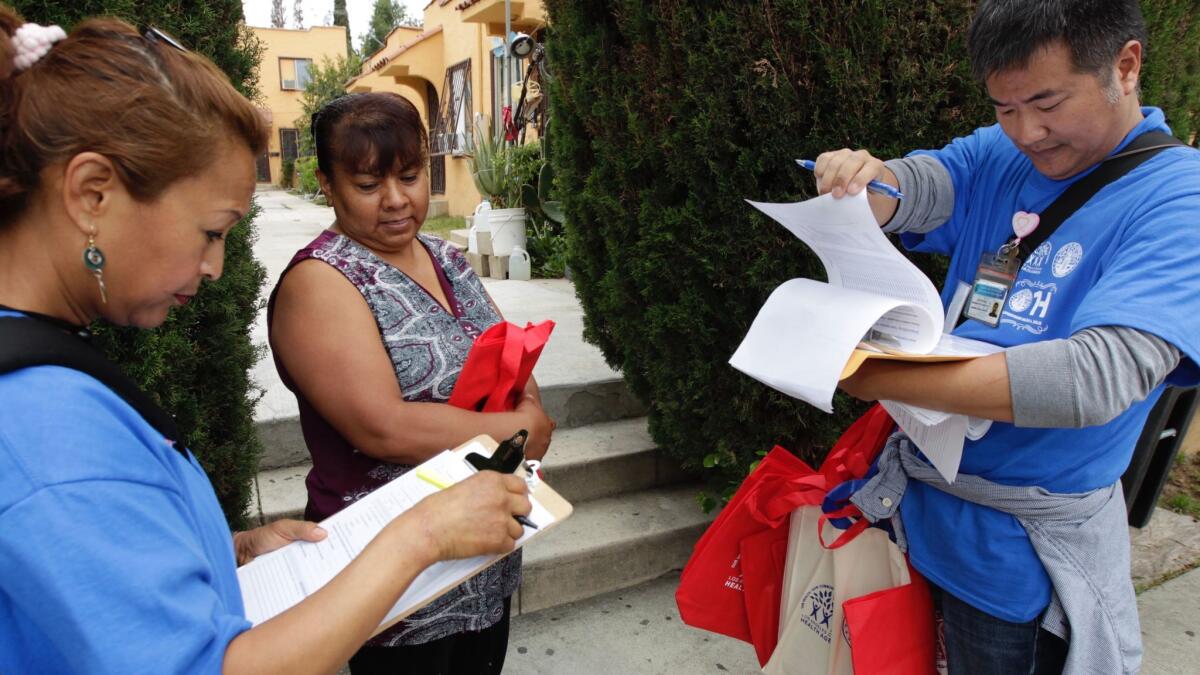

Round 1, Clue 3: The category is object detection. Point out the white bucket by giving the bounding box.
[487,208,527,257]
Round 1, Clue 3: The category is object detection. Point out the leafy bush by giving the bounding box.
[12,0,268,528]
[545,0,1200,495]
[280,157,295,190]
[296,156,320,195]
[526,221,569,278]
[508,140,567,277]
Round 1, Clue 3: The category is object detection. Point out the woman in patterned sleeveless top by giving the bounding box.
[268,93,556,674]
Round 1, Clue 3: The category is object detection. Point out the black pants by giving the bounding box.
[348,598,511,675]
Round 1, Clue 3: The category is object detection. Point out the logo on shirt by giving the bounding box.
[1021,242,1052,275]
[1008,288,1034,313]
[1001,279,1058,335]
[800,584,835,643]
[1052,242,1084,278]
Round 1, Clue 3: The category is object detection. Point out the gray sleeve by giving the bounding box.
[880,155,955,234]
[1006,326,1181,428]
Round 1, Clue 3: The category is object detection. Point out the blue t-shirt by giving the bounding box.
[0,312,250,672]
[898,108,1200,622]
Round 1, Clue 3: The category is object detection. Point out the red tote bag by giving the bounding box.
[676,446,824,643]
[683,445,812,580]
[448,320,555,412]
[842,564,936,675]
[739,523,792,666]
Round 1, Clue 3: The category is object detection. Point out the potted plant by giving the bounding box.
[466,115,527,258]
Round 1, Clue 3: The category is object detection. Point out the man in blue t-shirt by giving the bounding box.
[812,1,1200,673]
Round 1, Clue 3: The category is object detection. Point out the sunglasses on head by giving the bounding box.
[142,26,188,53]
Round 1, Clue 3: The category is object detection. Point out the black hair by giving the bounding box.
[968,0,1147,82]
[311,92,427,179]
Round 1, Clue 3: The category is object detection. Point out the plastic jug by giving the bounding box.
[470,201,491,254]
[508,245,532,281]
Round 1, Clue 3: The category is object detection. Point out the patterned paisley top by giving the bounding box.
[267,230,520,646]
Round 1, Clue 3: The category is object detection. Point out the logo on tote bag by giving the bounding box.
[800,584,835,643]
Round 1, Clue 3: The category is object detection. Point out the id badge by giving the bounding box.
[963,252,1019,328]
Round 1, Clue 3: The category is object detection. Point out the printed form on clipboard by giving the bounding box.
[236,435,573,634]
[729,192,1004,481]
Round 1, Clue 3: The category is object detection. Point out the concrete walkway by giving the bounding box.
[506,565,1200,674]
[251,187,1200,673]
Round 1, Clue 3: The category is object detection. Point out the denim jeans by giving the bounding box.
[932,584,1068,675]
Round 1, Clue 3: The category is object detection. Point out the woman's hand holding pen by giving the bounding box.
[401,472,532,564]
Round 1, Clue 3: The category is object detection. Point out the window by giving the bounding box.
[430,60,473,156]
[279,128,299,163]
[279,58,312,91]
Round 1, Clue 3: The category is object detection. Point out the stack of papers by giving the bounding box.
[730,193,1002,481]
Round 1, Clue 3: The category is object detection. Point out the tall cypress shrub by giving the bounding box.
[11,0,268,528]
[546,0,1200,493]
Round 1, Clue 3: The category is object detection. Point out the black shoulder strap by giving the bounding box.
[0,317,187,457]
[1014,130,1188,262]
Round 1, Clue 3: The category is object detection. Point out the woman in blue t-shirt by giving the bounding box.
[0,8,533,674]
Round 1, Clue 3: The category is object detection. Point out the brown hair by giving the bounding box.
[0,6,268,225]
[312,92,428,180]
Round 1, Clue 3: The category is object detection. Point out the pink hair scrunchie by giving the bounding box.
[11,22,67,72]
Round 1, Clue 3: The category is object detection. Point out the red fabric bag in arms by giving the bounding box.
[448,320,554,412]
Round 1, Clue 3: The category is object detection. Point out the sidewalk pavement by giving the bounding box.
[505,565,1200,675]
[253,187,1200,673]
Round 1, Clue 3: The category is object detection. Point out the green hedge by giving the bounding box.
[296,156,320,195]
[280,157,295,190]
[545,0,1200,496]
[12,0,268,528]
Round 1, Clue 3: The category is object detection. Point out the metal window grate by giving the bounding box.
[279,128,299,163]
[430,60,472,156]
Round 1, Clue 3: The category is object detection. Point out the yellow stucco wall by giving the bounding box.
[346,0,548,217]
[252,26,348,186]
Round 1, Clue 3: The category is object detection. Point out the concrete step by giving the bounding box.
[255,377,646,472]
[516,483,714,616]
[449,228,471,248]
[252,417,686,524]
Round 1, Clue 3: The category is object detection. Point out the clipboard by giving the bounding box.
[236,435,573,636]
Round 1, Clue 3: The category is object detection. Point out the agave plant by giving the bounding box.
[466,115,520,208]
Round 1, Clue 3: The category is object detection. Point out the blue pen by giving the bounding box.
[796,159,905,200]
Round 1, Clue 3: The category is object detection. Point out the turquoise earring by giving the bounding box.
[83,234,107,304]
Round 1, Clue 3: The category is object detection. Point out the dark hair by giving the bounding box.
[0,5,268,226]
[312,92,428,179]
[968,0,1147,82]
